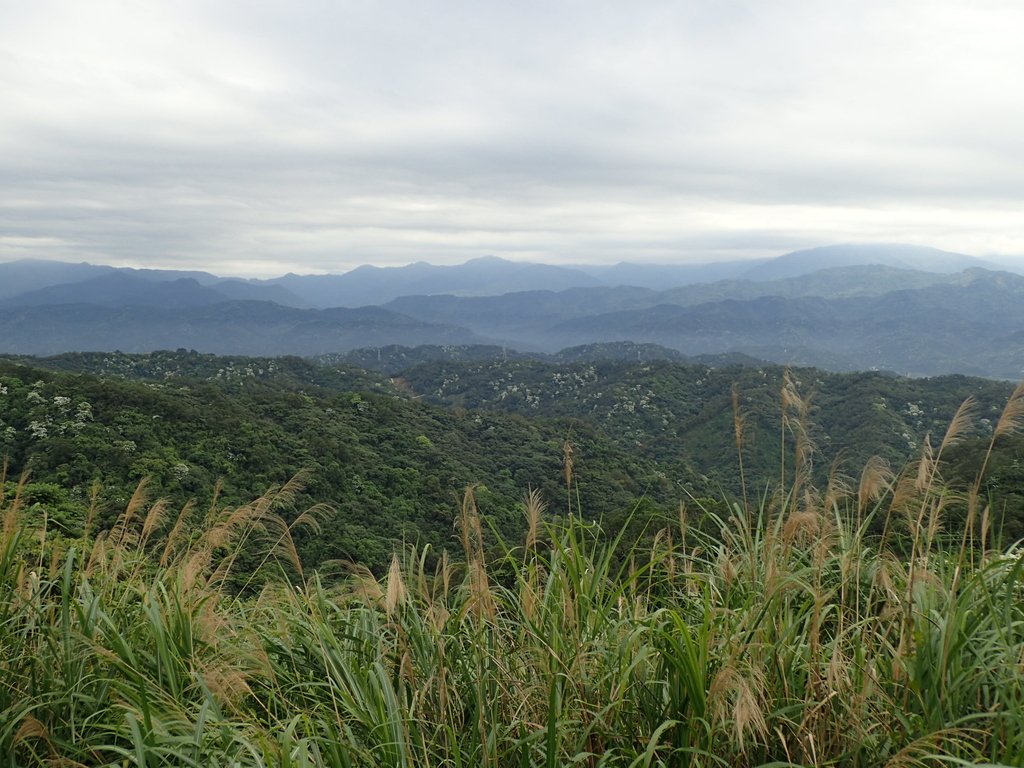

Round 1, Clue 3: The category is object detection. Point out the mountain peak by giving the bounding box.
[740,243,992,281]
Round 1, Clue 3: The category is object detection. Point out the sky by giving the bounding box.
[1,1,1023,278]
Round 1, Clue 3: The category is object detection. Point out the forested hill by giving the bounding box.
[0,356,672,573]
[0,349,390,395]
[3,349,1023,575]
[397,357,1014,484]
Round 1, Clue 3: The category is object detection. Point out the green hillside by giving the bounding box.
[6,349,1024,560]
[0,355,671,573]
[398,358,1013,483]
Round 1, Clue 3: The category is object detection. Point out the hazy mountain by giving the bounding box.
[204,279,309,307]
[386,286,659,342]
[379,268,1024,378]
[548,269,1024,378]
[385,264,959,337]
[112,266,226,284]
[579,258,771,289]
[739,244,996,281]
[257,246,1006,305]
[263,256,604,307]
[657,264,953,305]
[4,274,231,309]
[549,296,840,356]
[3,251,1023,378]
[0,260,118,300]
[0,301,484,356]
[2,272,308,309]
[0,259,237,300]
[551,244,1003,290]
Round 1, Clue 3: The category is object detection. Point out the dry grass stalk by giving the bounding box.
[562,437,576,518]
[823,458,851,515]
[716,549,737,589]
[438,549,452,601]
[732,383,750,511]
[783,507,820,546]
[385,553,407,617]
[457,485,484,563]
[12,714,52,756]
[426,602,450,633]
[112,478,150,549]
[523,486,545,553]
[291,502,332,536]
[456,486,495,622]
[345,563,384,605]
[84,531,107,578]
[939,396,976,455]
[139,498,170,549]
[888,473,919,532]
[182,548,213,592]
[781,370,804,413]
[914,436,935,493]
[2,470,27,547]
[708,663,769,753]
[201,479,224,529]
[939,382,1024,594]
[520,578,538,623]
[201,662,253,711]
[197,594,228,644]
[780,371,817,515]
[271,521,304,582]
[160,500,195,567]
[468,557,496,623]
[791,420,815,512]
[858,455,893,514]
[994,379,1024,439]
[924,493,955,553]
[83,481,102,541]
[979,503,991,552]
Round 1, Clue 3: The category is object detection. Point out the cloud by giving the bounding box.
[2,0,1023,276]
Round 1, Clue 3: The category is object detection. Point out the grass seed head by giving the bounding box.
[385,553,408,616]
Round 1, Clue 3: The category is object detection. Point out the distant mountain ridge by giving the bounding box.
[0,263,309,309]
[543,269,1024,378]
[1,245,1023,378]
[0,301,484,356]
[5,274,222,308]
[3,243,1006,309]
[383,264,958,331]
[738,243,996,280]
[258,256,604,307]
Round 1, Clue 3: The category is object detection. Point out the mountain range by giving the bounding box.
[0,243,998,308]
[1,244,1022,378]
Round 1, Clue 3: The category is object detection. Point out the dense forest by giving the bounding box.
[0,352,674,573]
[3,348,1024,571]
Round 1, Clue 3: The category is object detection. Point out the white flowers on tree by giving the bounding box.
[2,379,95,441]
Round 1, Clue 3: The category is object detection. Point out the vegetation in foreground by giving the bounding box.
[2,380,1024,766]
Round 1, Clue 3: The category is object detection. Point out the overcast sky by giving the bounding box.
[2,1,1023,277]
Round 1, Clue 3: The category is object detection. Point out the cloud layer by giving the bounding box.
[2,1,1023,276]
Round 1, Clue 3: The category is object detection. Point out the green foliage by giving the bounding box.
[0,357,665,573]
[6,350,1024,568]
[398,357,1013,491]
[1,451,1023,766]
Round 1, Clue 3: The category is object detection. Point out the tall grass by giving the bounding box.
[1,388,1023,767]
